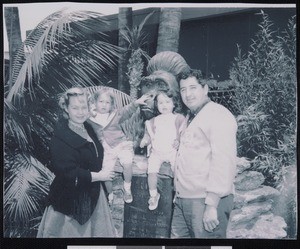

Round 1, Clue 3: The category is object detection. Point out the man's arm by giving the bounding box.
[203,109,237,232]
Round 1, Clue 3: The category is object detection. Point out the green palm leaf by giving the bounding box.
[7,9,121,104]
[4,153,54,222]
[4,8,124,237]
[4,98,31,152]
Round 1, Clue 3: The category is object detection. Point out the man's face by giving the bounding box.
[179,76,208,112]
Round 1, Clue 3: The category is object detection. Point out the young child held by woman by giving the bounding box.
[88,88,151,205]
[140,90,186,210]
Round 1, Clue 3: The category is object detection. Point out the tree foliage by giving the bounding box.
[4,9,121,237]
[120,11,153,99]
[230,11,296,237]
[230,12,296,185]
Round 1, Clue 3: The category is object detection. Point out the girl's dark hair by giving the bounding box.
[153,90,183,115]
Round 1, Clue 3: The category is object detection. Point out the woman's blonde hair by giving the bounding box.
[58,87,91,119]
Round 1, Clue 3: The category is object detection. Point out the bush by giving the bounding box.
[230,11,296,187]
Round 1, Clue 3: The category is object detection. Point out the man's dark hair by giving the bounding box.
[176,69,204,86]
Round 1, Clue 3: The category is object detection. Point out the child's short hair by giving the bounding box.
[58,87,91,119]
[92,88,116,112]
[153,90,182,115]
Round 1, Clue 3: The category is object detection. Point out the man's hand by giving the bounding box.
[140,139,148,148]
[203,205,219,232]
[146,144,152,157]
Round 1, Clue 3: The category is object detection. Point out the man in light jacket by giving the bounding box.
[171,69,237,238]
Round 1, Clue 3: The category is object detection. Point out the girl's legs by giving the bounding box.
[118,142,134,203]
[147,153,162,210]
[102,143,117,206]
[148,173,160,210]
[122,162,133,203]
[148,172,158,192]
[123,162,133,184]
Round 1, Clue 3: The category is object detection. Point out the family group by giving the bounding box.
[37,57,237,239]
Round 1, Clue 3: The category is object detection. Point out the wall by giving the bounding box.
[178,8,296,81]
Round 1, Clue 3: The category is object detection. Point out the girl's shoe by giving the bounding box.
[148,193,160,210]
[122,188,133,203]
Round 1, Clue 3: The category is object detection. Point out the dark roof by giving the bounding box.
[101,7,254,31]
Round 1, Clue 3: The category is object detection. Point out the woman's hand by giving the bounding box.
[91,170,115,182]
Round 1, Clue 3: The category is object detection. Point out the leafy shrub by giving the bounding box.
[230,12,296,187]
[230,11,296,238]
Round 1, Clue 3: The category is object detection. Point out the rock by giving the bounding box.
[111,173,125,237]
[112,173,124,190]
[234,185,280,208]
[111,205,124,220]
[227,212,287,239]
[234,171,265,190]
[112,190,125,205]
[230,201,273,225]
[113,218,124,238]
[236,157,251,174]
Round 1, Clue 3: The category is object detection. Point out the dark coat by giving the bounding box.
[47,119,104,225]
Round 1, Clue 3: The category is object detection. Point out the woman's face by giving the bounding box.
[95,93,112,114]
[65,95,89,124]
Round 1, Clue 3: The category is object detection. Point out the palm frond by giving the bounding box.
[4,153,54,222]
[120,11,154,51]
[137,11,154,34]
[7,9,120,103]
[4,98,31,152]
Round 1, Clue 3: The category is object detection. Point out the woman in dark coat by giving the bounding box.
[37,87,116,237]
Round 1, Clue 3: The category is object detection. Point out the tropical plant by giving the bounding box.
[120,11,153,99]
[229,11,296,237]
[4,8,121,237]
[117,11,155,150]
[117,7,133,93]
[230,12,296,178]
[236,104,273,159]
[4,7,23,90]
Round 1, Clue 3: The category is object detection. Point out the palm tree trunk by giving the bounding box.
[128,49,143,100]
[156,8,182,54]
[118,7,132,93]
[4,7,23,90]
